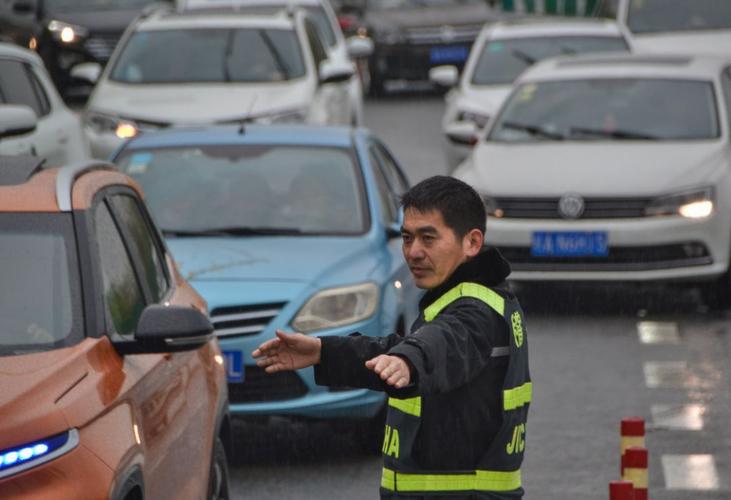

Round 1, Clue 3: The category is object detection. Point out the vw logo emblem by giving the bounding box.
[558,194,585,219]
[441,25,456,42]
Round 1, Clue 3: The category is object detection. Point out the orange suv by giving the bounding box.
[0,151,231,497]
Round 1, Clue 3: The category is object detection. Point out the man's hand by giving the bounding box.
[365,355,411,389]
[252,330,321,373]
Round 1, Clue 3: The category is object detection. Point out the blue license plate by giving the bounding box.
[429,45,469,64]
[531,231,609,257]
[222,351,244,383]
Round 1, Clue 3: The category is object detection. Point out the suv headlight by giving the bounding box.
[48,20,88,44]
[457,110,490,129]
[292,283,379,333]
[85,111,139,139]
[645,187,714,219]
[0,429,79,480]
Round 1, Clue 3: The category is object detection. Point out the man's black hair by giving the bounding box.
[400,176,486,237]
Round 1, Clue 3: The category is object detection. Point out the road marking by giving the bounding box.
[643,361,691,389]
[662,454,720,490]
[637,321,680,345]
[651,404,704,431]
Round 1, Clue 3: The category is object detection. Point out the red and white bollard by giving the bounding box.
[622,447,648,500]
[621,417,645,473]
[609,480,635,500]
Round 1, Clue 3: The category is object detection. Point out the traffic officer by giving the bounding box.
[253,175,531,499]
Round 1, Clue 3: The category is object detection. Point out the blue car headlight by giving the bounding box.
[0,429,79,479]
[292,282,379,333]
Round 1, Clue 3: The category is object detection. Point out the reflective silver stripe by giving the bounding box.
[0,429,80,480]
[55,161,116,211]
[164,333,213,347]
[211,309,280,323]
[490,346,510,357]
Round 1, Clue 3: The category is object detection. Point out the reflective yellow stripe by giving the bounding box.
[388,396,422,417]
[424,283,505,322]
[381,467,521,492]
[503,382,532,411]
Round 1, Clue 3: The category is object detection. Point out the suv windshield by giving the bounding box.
[489,78,719,142]
[627,0,731,34]
[110,28,306,84]
[369,0,483,9]
[0,213,83,356]
[116,145,368,235]
[44,0,158,11]
[471,36,628,86]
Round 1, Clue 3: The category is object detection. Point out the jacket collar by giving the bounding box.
[418,247,511,311]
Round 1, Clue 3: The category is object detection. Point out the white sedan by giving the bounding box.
[0,43,89,165]
[431,18,631,167]
[454,53,731,309]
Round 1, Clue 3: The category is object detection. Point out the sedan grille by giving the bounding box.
[494,197,653,219]
[83,32,121,61]
[228,366,308,403]
[405,24,482,44]
[210,302,286,338]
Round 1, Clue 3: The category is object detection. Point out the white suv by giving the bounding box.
[431,18,630,166]
[77,6,355,158]
[179,0,373,124]
[0,43,89,165]
[454,53,731,309]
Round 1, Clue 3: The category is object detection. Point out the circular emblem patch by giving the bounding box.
[558,193,585,219]
[511,311,524,348]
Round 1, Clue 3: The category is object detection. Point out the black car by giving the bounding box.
[0,0,169,98]
[338,0,499,95]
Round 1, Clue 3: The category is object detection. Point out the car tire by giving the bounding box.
[700,272,731,310]
[208,436,231,500]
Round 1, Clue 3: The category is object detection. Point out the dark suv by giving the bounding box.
[0,0,169,97]
[0,122,230,499]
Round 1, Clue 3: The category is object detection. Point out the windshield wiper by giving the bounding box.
[163,227,305,237]
[500,121,565,141]
[568,126,659,141]
[511,49,537,65]
[258,30,290,79]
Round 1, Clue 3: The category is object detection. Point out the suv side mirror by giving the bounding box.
[0,105,37,140]
[70,62,102,84]
[319,59,354,85]
[429,65,459,88]
[346,36,374,58]
[445,121,479,146]
[133,305,213,354]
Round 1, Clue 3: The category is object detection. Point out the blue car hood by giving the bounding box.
[167,236,376,284]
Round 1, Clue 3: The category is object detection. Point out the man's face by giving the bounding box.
[401,208,476,289]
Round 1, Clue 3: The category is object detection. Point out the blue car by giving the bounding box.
[111,125,420,430]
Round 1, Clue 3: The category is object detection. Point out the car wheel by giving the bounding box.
[208,437,231,500]
[700,272,731,310]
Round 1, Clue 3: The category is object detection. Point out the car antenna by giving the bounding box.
[239,95,258,135]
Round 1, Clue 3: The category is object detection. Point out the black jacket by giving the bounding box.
[314,247,513,471]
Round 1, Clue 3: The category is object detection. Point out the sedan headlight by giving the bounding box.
[645,187,714,219]
[457,110,490,129]
[48,20,88,44]
[85,111,140,139]
[292,282,379,333]
[255,108,309,125]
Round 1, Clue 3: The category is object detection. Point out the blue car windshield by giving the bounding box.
[110,28,306,84]
[116,145,368,235]
[0,213,83,356]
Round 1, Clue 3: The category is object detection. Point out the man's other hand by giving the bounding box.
[252,330,321,373]
[365,355,411,389]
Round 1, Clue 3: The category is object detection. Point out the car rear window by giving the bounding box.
[0,213,83,355]
[471,36,629,86]
[110,28,306,84]
[489,78,720,142]
[115,144,368,235]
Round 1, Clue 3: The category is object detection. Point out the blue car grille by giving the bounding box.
[210,302,286,338]
[228,366,308,403]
